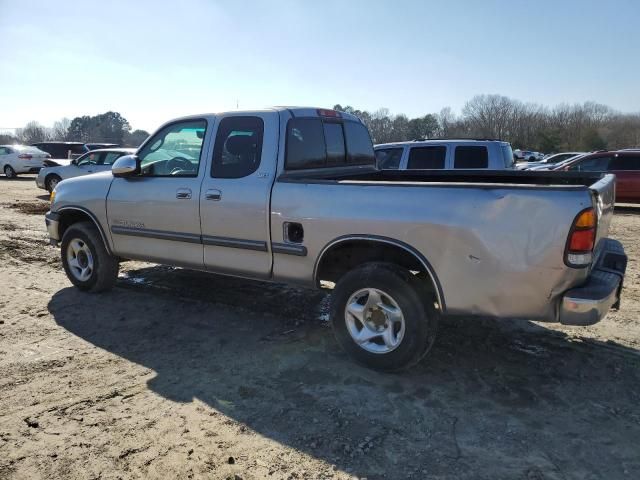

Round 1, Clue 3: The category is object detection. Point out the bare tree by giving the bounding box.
[51,118,71,140]
[15,121,49,144]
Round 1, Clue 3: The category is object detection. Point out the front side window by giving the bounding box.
[568,156,611,172]
[407,146,446,169]
[138,120,206,177]
[454,146,489,168]
[375,148,404,169]
[211,116,264,178]
[0,147,8,155]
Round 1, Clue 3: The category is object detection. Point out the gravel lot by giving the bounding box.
[1,176,639,480]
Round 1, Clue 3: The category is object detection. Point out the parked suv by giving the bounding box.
[374,139,514,170]
[32,142,89,160]
[552,150,640,203]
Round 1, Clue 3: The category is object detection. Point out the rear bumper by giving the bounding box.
[45,211,61,243]
[559,238,627,326]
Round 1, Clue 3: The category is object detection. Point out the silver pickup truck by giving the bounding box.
[45,107,627,371]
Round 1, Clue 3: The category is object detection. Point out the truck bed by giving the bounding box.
[282,167,606,188]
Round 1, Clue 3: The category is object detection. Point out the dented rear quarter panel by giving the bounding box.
[271,180,597,320]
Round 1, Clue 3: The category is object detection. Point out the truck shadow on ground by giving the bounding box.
[49,266,640,479]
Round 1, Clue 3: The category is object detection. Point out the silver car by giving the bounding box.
[36,148,136,192]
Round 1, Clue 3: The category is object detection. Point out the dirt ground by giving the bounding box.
[1,176,639,480]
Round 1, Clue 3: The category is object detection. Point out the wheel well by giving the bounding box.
[45,173,61,183]
[315,239,442,307]
[58,209,111,254]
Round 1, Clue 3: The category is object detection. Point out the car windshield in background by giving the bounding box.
[501,144,514,168]
[375,148,403,169]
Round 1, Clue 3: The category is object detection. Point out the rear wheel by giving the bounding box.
[4,165,17,179]
[61,221,119,292]
[330,262,438,371]
[45,174,62,193]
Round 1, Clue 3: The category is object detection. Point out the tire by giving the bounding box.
[4,165,17,179]
[330,262,438,371]
[61,221,119,292]
[45,174,62,193]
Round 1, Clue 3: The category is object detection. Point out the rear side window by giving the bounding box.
[501,144,514,168]
[454,146,489,168]
[375,148,404,169]
[212,116,264,178]
[286,118,374,170]
[407,146,446,169]
[609,155,640,171]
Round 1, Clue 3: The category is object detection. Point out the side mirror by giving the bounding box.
[112,155,140,177]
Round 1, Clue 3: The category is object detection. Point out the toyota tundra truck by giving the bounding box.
[44,107,627,370]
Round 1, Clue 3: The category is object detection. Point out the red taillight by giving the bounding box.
[569,229,595,251]
[18,154,33,159]
[317,108,341,118]
[565,208,597,267]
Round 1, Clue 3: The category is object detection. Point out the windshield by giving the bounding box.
[501,144,514,168]
[551,154,588,170]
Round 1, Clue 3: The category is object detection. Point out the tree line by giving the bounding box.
[3,96,639,153]
[335,94,640,152]
[0,112,149,148]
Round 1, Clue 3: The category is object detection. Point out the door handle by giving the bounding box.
[176,188,192,199]
[205,189,222,201]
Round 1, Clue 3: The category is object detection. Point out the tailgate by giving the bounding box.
[589,173,616,259]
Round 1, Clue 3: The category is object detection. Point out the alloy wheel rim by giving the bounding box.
[344,288,406,354]
[66,238,94,282]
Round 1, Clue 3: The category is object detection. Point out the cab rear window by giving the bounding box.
[286,118,374,170]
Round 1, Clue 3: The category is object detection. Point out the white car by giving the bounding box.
[36,148,136,192]
[0,145,50,178]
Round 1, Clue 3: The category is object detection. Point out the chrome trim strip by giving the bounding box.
[202,235,267,252]
[110,226,274,253]
[110,225,201,244]
[272,242,307,256]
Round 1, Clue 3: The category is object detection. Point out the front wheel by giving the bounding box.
[4,165,17,178]
[61,221,119,292]
[330,262,438,371]
[45,174,62,193]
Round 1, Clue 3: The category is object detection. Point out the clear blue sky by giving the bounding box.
[1,0,638,133]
